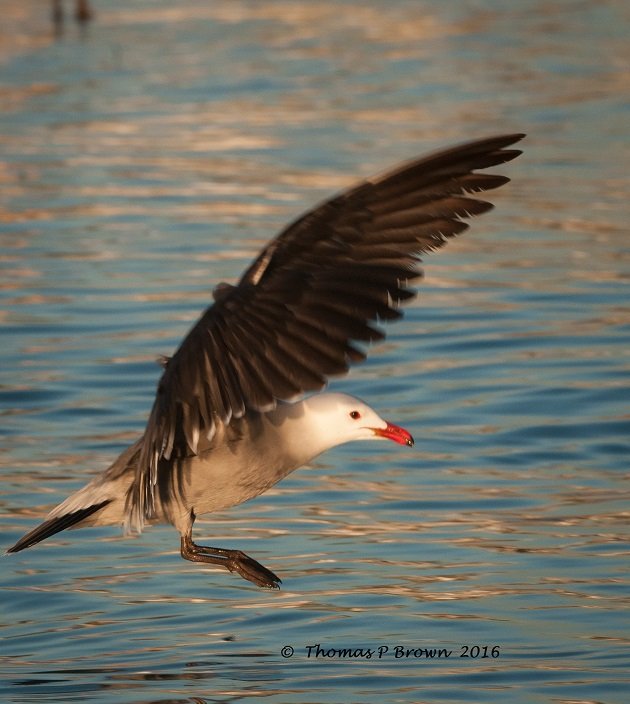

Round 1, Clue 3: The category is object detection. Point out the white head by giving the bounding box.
[301,392,414,453]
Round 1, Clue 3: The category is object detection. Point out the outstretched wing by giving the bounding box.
[127,133,524,530]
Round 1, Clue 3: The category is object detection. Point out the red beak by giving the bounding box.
[373,421,414,447]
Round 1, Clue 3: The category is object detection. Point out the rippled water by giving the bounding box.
[1,2,629,703]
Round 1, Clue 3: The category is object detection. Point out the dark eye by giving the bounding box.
[350,410,361,420]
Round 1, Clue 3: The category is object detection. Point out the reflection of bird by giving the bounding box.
[52,0,92,27]
[7,134,524,588]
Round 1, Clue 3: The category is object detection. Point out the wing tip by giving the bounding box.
[369,132,525,188]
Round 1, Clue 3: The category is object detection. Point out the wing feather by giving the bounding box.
[126,133,524,531]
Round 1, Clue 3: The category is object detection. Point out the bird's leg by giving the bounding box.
[180,533,281,589]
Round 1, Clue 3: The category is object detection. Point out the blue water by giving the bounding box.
[1,2,629,703]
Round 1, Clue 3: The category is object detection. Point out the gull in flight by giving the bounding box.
[8,134,524,588]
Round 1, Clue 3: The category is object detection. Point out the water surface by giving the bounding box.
[1,2,629,703]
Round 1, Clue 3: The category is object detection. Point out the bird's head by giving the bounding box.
[303,393,414,451]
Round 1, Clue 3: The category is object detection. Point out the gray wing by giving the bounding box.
[126,133,524,530]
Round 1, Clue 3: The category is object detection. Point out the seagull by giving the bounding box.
[7,134,524,588]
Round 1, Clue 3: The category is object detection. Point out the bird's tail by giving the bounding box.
[6,500,111,554]
[7,439,143,555]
